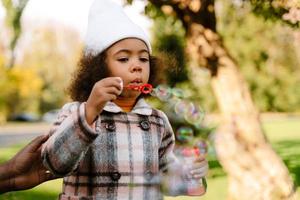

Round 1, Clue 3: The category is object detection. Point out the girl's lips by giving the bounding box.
[125,79,143,90]
[130,78,142,84]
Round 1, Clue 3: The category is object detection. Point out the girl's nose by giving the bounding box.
[130,61,142,73]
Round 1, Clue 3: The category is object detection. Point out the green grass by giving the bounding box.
[263,118,300,188]
[0,117,299,200]
[0,180,62,200]
[263,117,300,141]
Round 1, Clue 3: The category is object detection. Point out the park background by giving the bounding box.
[0,0,299,199]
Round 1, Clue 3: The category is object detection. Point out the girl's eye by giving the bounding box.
[140,57,149,62]
[117,58,129,62]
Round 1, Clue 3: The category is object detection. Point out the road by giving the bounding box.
[0,123,51,147]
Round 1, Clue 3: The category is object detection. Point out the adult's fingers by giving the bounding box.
[38,168,57,182]
[22,135,50,153]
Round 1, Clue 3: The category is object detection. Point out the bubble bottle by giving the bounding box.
[182,140,207,196]
[174,126,207,196]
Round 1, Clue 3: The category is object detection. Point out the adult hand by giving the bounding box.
[6,134,56,191]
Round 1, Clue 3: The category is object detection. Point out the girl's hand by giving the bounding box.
[86,77,123,124]
[188,155,209,180]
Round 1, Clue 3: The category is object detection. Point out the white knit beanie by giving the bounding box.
[84,0,152,55]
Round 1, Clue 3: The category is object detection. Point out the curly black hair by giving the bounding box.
[68,51,167,102]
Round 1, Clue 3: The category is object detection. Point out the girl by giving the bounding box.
[42,0,208,199]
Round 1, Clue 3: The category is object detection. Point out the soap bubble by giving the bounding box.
[184,105,205,126]
[175,126,194,143]
[174,100,195,115]
[171,88,185,99]
[154,85,172,101]
[194,140,208,155]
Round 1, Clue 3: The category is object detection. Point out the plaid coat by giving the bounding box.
[42,98,198,200]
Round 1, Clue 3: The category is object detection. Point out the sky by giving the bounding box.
[0,0,152,38]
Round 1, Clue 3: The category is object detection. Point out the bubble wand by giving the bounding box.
[123,83,153,94]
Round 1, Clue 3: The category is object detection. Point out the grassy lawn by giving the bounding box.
[0,116,299,200]
[262,117,300,189]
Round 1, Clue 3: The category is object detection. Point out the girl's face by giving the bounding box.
[106,38,150,98]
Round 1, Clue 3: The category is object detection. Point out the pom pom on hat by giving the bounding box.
[84,0,152,55]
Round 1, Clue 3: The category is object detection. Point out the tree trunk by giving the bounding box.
[2,0,29,68]
[186,23,298,200]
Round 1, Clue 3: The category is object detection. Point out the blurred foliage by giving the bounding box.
[19,25,82,113]
[0,23,82,122]
[218,0,300,112]
[247,0,300,28]
[145,0,300,113]
[149,3,189,86]
[147,2,218,112]
[0,55,7,123]
[0,58,43,123]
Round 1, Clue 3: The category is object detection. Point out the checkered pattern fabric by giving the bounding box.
[42,98,192,200]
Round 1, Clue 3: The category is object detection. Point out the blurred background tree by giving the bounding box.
[0,9,82,123]
[1,0,29,68]
[219,0,300,112]
[18,24,82,113]
[147,1,218,112]
[0,62,42,119]
[125,0,299,199]
[144,0,300,114]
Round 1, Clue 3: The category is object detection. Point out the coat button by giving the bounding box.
[110,172,121,181]
[79,197,90,200]
[105,122,116,131]
[145,170,153,181]
[140,120,150,130]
